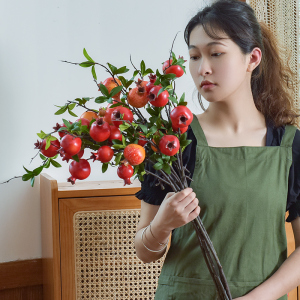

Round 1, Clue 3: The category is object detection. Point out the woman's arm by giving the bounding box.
[235,216,300,300]
[134,187,200,263]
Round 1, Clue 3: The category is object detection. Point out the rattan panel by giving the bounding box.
[247,0,300,112]
[74,210,165,300]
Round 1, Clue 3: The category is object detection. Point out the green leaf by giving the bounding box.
[68,103,76,110]
[62,119,72,129]
[131,122,138,129]
[153,162,163,170]
[148,125,157,135]
[144,68,154,75]
[146,107,156,116]
[30,177,35,187]
[168,96,178,104]
[116,66,129,74]
[45,138,51,150]
[91,65,97,81]
[55,105,68,115]
[107,63,117,75]
[161,154,170,161]
[163,73,176,80]
[109,102,122,108]
[157,158,163,164]
[172,51,176,61]
[124,79,134,89]
[115,152,122,165]
[110,85,123,98]
[50,160,62,168]
[179,132,187,142]
[112,139,123,145]
[139,124,147,134]
[156,87,164,97]
[44,136,57,150]
[72,154,80,162]
[102,163,109,173]
[44,159,51,168]
[37,131,47,139]
[79,61,95,68]
[67,108,78,117]
[180,140,192,147]
[140,60,145,74]
[98,83,109,97]
[112,144,125,149]
[149,115,159,124]
[119,123,131,132]
[95,96,108,104]
[118,75,127,86]
[32,165,44,176]
[40,154,47,160]
[132,70,139,78]
[83,48,94,62]
[162,163,171,174]
[22,173,33,181]
[179,93,186,103]
[23,166,32,174]
[122,134,126,146]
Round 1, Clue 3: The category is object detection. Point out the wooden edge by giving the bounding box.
[40,173,61,300]
[0,259,43,290]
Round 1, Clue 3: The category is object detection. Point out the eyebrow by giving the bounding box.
[188,41,227,50]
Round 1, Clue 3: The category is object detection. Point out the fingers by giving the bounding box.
[171,187,194,203]
[164,192,175,200]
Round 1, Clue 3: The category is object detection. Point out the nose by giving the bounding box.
[198,58,212,76]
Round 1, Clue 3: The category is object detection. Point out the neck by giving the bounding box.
[203,88,266,135]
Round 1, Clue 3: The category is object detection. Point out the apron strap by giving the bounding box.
[190,114,208,147]
[280,125,298,148]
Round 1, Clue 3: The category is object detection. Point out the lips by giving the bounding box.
[200,80,215,88]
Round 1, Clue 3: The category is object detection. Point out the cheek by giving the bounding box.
[189,61,197,76]
[215,59,244,84]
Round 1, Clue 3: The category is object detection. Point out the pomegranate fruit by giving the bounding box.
[159,135,180,156]
[170,106,193,128]
[67,159,91,184]
[117,163,134,186]
[89,118,111,142]
[60,134,82,156]
[124,144,145,166]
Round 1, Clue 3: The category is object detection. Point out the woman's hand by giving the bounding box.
[151,187,200,234]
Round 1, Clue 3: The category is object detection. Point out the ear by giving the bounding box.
[246,47,262,72]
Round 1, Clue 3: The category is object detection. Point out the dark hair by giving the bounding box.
[184,0,300,128]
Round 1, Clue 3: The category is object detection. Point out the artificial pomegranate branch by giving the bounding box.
[11,47,234,300]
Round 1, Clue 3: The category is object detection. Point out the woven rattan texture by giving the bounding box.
[74,210,165,300]
[247,0,300,113]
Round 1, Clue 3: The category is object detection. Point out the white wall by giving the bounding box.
[0,0,210,263]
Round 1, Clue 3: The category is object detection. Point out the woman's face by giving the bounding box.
[188,25,252,104]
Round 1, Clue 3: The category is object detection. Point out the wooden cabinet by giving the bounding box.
[40,173,165,300]
[40,173,299,300]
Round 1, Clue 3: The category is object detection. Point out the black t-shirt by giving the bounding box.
[135,120,300,222]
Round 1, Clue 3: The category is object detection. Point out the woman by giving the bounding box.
[134,0,300,299]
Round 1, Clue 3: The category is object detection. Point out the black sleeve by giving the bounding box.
[135,126,197,205]
[286,128,300,222]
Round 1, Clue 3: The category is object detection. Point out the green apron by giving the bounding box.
[155,114,297,300]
